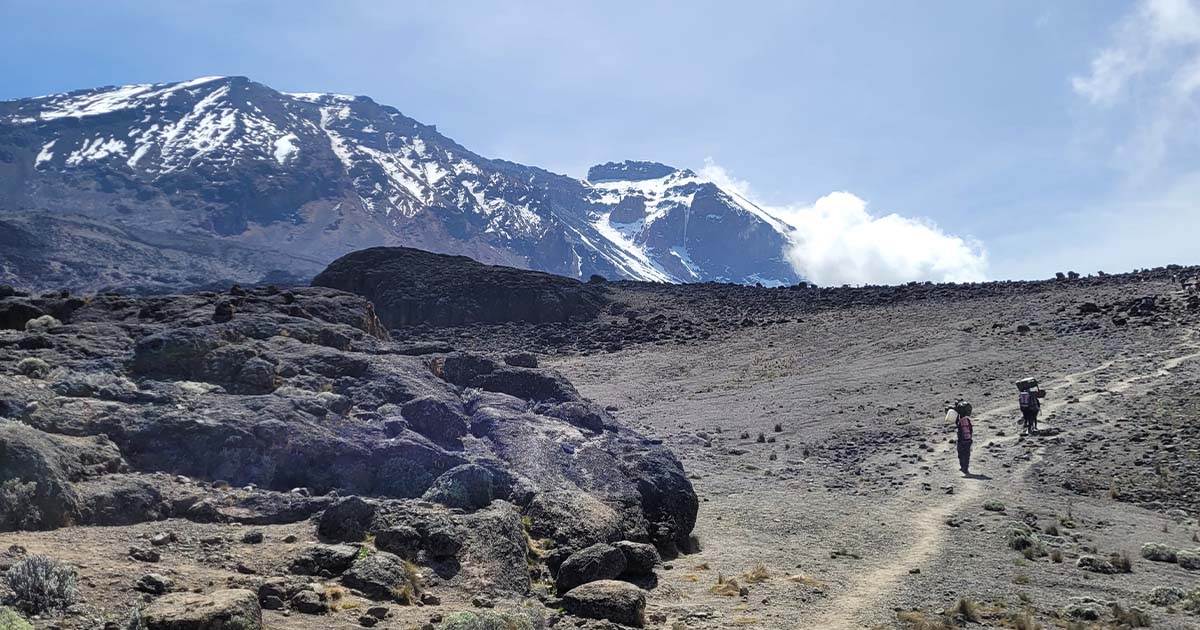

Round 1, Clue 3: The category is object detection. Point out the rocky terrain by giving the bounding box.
[0,280,695,629]
[1,252,1199,630]
[0,76,797,292]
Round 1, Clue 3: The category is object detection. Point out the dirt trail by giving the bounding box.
[804,331,1200,630]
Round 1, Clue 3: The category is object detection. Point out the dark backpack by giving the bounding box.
[1019,391,1035,410]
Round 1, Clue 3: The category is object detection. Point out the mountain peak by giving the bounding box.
[587,160,684,183]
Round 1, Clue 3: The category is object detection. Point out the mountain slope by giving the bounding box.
[0,76,799,291]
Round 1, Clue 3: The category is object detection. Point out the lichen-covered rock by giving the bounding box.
[142,589,261,630]
[341,552,412,601]
[421,464,494,511]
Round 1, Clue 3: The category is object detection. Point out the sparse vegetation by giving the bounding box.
[742,563,770,583]
[1110,602,1151,627]
[1009,610,1042,630]
[1140,542,1178,563]
[1050,548,1064,563]
[124,607,146,630]
[16,358,50,378]
[0,480,41,531]
[439,608,547,630]
[3,555,78,614]
[896,610,953,630]
[0,607,33,630]
[983,499,1006,512]
[710,573,743,597]
[953,598,979,622]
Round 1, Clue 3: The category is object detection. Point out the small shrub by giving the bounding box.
[1140,542,1178,563]
[1111,551,1133,573]
[439,609,546,630]
[23,315,60,332]
[755,433,765,443]
[1043,523,1059,536]
[1013,574,1031,585]
[0,480,41,531]
[324,584,349,611]
[0,607,33,630]
[15,358,51,379]
[125,607,146,630]
[983,499,1006,512]
[1050,549,1064,563]
[4,555,78,614]
[1147,586,1187,607]
[1110,603,1151,627]
[773,423,782,432]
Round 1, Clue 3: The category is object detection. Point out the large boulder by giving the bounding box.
[614,541,660,576]
[288,544,359,576]
[556,543,627,593]
[312,247,607,327]
[142,589,262,630]
[525,491,625,548]
[562,580,646,627]
[421,464,494,510]
[341,552,412,600]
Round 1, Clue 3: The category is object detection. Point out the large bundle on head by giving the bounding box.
[1015,377,1039,392]
[953,400,973,416]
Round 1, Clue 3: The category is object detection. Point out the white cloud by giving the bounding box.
[1072,0,1200,178]
[700,160,988,286]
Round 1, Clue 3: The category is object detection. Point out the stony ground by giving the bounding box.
[2,267,1199,630]
[551,274,1200,629]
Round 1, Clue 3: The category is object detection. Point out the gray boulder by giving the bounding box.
[288,544,359,576]
[341,551,412,601]
[614,541,660,576]
[562,580,646,627]
[421,464,494,510]
[142,589,261,630]
[556,543,627,593]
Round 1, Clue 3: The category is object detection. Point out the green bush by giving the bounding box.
[0,606,33,630]
[0,479,41,531]
[440,608,547,630]
[15,358,50,379]
[3,555,78,614]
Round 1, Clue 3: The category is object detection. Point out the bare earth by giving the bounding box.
[550,278,1200,629]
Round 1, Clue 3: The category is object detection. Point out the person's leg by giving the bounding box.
[957,440,971,473]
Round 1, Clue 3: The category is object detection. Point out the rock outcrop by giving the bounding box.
[312,247,608,327]
[0,284,697,596]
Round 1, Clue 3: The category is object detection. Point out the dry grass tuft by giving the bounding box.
[710,573,742,597]
[742,563,771,583]
[787,574,823,587]
[1008,610,1042,630]
[1050,548,1064,563]
[1111,603,1151,628]
[897,611,952,630]
[953,598,980,623]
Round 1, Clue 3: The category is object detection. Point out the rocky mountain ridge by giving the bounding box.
[0,76,798,292]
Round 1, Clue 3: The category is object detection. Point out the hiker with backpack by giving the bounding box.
[1016,378,1044,435]
[947,400,974,475]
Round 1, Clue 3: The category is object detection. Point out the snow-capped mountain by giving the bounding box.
[0,76,799,291]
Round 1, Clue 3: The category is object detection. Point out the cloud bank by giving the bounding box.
[700,160,988,286]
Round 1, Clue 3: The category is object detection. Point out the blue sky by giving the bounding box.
[3,0,1198,281]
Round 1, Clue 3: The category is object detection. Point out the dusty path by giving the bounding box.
[803,331,1200,629]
